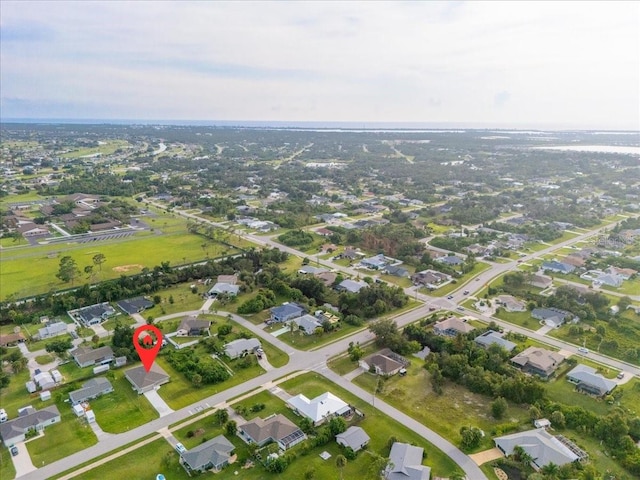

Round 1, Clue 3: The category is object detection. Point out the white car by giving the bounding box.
[175,442,186,454]
[578,347,589,354]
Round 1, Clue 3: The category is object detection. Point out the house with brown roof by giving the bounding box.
[360,349,408,376]
[511,346,564,379]
[0,332,25,347]
[433,317,475,337]
[238,414,306,450]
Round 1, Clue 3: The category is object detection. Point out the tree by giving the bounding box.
[329,416,347,436]
[491,397,508,419]
[336,454,347,480]
[214,408,229,426]
[56,256,80,285]
[540,462,559,478]
[460,426,482,449]
[45,338,73,354]
[92,253,106,272]
[365,452,388,480]
[225,420,237,436]
[550,410,566,429]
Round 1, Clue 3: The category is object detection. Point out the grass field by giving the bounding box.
[90,372,159,433]
[0,446,16,480]
[327,344,378,375]
[77,438,191,480]
[59,140,130,159]
[26,403,98,466]
[494,309,538,330]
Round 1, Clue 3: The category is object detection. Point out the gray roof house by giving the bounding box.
[181,435,235,472]
[566,365,617,397]
[116,297,154,315]
[541,260,575,274]
[176,317,211,337]
[224,338,261,359]
[436,255,464,266]
[495,295,526,312]
[495,428,587,469]
[511,347,564,379]
[69,378,114,405]
[239,414,307,450]
[70,346,115,368]
[336,279,369,294]
[360,350,407,376]
[38,321,67,340]
[383,265,409,278]
[292,314,323,335]
[474,331,517,352]
[385,442,431,480]
[270,303,305,323]
[336,426,370,452]
[361,254,388,269]
[531,308,574,328]
[0,405,61,446]
[72,303,117,326]
[124,363,170,394]
[208,282,240,297]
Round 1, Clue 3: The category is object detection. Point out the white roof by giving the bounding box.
[495,428,579,469]
[287,392,350,423]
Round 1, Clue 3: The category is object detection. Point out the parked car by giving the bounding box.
[617,372,624,379]
[175,443,186,454]
[10,446,18,457]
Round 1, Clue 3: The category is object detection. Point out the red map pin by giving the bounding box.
[133,324,163,372]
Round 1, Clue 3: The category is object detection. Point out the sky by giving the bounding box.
[1,1,639,130]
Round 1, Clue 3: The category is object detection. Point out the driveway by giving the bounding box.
[469,447,504,465]
[88,420,112,441]
[143,389,174,417]
[11,442,37,476]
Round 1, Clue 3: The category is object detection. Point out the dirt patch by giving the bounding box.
[469,447,504,465]
[112,264,143,273]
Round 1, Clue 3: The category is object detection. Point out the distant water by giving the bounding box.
[532,145,640,154]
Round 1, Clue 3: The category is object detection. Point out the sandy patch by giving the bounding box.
[112,264,143,273]
[469,447,504,465]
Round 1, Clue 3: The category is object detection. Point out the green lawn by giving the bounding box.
[77,438,191,480]
[0,229,240,300]
[327,343,378,375]
[26,403,98,466]
[273,322,364,351]
[35,354,55,365]
[494,309,538,330]
[353,360,530,454]
[152,283,208,316]
[0,442,16,480]
[90,372,159,433]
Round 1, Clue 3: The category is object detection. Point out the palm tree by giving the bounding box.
[336,454,347,480]
[540,462,559,478]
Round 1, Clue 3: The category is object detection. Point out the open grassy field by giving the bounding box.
[494,309,538,330]
[90,372,159,433]
[59,140,130,159]
[26,402,98,466]
[77,438,191,480]
[0,231,241,299]
[0,446,16,480]
[353,360,531,454]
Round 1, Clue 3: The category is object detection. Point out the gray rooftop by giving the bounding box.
[386,442,431,480]
[495,428,579,469]
[69,377,113,404]
[181,435,234,471]
[474,331,517,352]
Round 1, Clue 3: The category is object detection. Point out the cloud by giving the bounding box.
[1,1,638,129]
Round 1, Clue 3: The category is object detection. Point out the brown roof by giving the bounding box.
[316,271,337,286]
[240,414,302,444]
[365,354,404,374]
[0,332,26,346]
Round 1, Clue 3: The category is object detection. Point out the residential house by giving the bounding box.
[337,248,362,261]
[124,364,170,394]
[336,426,370,452]
[70,346,115,368]
[360,350,406,376]
[69,378,114,405]
[17,223,49,237]
[511,347,564,379]
[361,254,388,270]
[270,303,305,323]
[116,297,154,315]
[606,266,637,280]
[566,365,617,397]
[181,435,235,473]
[71,303,117,326]
[531,308,575,328]
[541,260,576,274]
[436,255,464,266]
[561,254,586,268]
[34,371,55,390]
[176,317,211,337]
[0,332,25,347]
[474,331,517,352]
[336,279,368,294]
[495,428,587,470]
[385,442,431,480]
[0,406,61,446]
[383,265,409,278]
[208,282,240,297]
[433,317,475,337]
[224,338,261,359]
[292,314,323,335]
[238,414,307,450]
[316,271,338,287]
[217,274,238,285]
[298,265,328,275]
[528,274,553,289]
[315,227,334,236]
[495,295,526,312]
[581,270,624,288]
[411,270,451,289]
[38,321,68,340]
[287,392,351,426]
